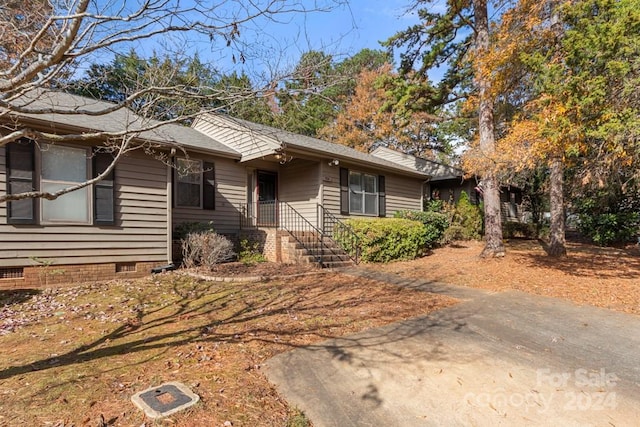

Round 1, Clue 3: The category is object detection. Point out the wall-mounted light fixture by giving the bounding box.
[273,150,292,164]
[328,159,340,167]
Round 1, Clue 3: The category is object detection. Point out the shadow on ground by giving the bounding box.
[0,272,457,382]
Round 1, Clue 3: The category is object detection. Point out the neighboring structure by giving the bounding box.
[370,147,478,205]
[371,146,525,222]
[1,92,431,288]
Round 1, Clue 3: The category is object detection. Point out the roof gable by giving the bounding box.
[192,113,280,161]
[193,113,431,178]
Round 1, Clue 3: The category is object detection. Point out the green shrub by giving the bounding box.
[442,224,469,242]
[393,210,449,248]
[503,222,538,239]
[424,199,444,212]
[336,218,429,263]
[578,212,640,246]
[442,192,483,242]
[238,239,267,265]
[574,191,640,246]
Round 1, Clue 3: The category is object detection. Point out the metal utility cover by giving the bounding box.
[131,381,199,418]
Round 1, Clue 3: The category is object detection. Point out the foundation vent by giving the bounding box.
[0,268,24,280]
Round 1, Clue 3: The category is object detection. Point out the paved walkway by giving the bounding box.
[265,267,640,426]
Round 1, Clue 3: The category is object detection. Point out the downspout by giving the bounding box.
[318,161,324,230]
[422,176,432,211]
[152,149,177,274]
[166,148,175,265]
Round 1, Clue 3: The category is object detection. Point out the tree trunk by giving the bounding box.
[480,174,505,258]
[474,0,505,258]
[548,157,566,257]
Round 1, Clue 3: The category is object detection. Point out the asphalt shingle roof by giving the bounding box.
[370,146,463,181]
[205,114,431,178]
[5,90,240,157]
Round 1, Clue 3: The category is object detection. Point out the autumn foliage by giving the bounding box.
[318,64,438,156]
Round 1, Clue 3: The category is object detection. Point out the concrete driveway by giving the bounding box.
[264,269,640,426]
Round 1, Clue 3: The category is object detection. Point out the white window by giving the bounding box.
[175,158,202,208]
[349,171,378,215]
[41,144,90,223]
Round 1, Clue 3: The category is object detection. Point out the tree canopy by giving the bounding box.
[385,0,507,257]
[318,63,444,157]
[469,0,640,252]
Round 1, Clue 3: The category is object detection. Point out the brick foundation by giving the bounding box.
[0,261,158,290]
[239,228,279,262]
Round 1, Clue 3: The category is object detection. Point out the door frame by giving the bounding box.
[256,170,278,226]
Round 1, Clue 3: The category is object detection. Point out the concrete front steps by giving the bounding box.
[279,231,354,269]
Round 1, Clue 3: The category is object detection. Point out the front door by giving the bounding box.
[257,171,277,226]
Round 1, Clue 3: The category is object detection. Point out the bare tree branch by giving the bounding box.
[1,0,349,203]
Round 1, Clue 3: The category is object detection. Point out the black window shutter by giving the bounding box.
[93,151,115,225]
[378,175,386,217]
[339,167,349,215]
[6,140,36,224]
[203,161,215,210]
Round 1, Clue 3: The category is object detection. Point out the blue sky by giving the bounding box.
[302,0,421,56]
[183,0,423,80]
[85,1,424,82]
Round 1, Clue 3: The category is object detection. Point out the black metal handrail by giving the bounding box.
[278,201,326,265]
[239,200,330,265]
[239,200,279,228]
[318,204,360,264]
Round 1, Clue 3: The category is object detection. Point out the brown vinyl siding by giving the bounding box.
[172,156,246,234]
[0,148,168,267]
[320,162,342,217]
[279,159,321,228]
[385,174,423,212]
[371,147,416,169]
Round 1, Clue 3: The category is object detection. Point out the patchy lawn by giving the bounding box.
[366,239,640,315]
[0,271,453,426]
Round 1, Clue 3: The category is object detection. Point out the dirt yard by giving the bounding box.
[0,270,453,426]
[366,239,640,315]
[1,239,638,426]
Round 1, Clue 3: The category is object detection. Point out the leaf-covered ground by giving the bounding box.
[367,239,640,315]
[2,239,637,426]
[0,271,453,426]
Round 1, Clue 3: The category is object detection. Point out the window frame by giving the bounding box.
[6,140,117,227]
[348,170,379,216]
[93,150,116,226]
[174,158,204,209]
[39,144,92,225]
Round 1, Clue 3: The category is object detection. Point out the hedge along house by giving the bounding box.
[0,90,241,289]
[192,114,432,266]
